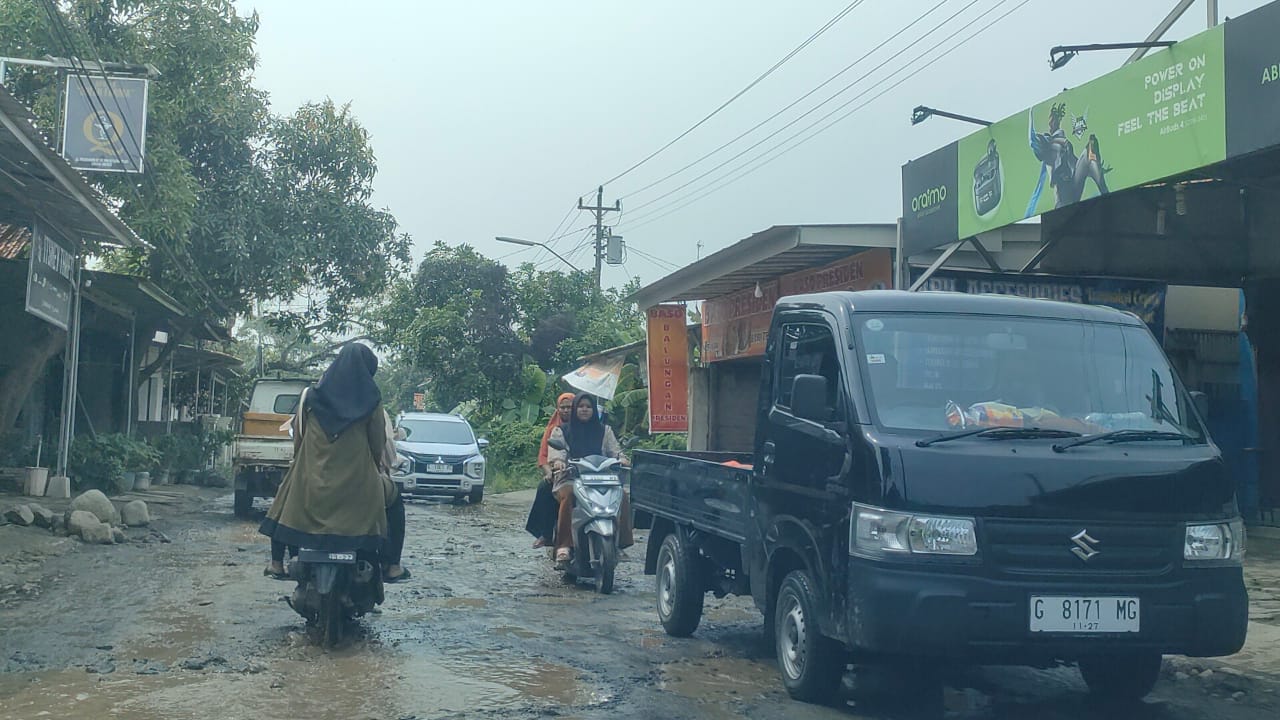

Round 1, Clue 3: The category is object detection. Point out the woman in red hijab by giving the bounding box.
[525,393,575,547]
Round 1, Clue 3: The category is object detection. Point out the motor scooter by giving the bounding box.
[285,548,383,647]
[548,436,626,594]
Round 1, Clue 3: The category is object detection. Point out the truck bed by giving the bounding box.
[630,450,753,543]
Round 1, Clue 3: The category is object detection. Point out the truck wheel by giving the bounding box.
[469,487,484,504]
[656,531,704,637]
[775,570,845,704]
[1079,653,1162,702]
[233,486,253,518]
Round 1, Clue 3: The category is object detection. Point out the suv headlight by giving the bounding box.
[464,457,485,480]
[852,503,978,559]
[1184,519,1245,562]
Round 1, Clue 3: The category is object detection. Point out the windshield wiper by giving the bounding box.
[1052,428,1193,453]
[916,426,1083,448]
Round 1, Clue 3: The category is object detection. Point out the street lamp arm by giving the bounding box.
[494,236,583,273]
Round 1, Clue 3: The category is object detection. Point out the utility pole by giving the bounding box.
[578,185,620,289]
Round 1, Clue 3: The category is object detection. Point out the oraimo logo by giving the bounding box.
[911,185,948,214]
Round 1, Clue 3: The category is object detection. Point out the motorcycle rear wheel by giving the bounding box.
[319,593,344,648]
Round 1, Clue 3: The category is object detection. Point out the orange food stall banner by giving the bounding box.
[778,247,893,296]
[646,304,690,433]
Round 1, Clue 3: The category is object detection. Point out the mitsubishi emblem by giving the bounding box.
[436,456,445,464]
[1070,530,1100,561]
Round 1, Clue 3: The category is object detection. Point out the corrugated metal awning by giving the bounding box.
[629,224,896,308]
[0,87,146,251]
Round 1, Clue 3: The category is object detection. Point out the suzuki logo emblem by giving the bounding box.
[1070,530,1100,561]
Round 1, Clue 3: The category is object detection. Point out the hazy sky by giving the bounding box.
[234,0,1268,289]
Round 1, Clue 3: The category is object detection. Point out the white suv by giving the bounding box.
[393,413,488,503]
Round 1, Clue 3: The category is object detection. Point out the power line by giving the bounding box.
[617,0,953,202]
[597,0,868,189]
[619,0,991,221]
[622,0,1022,233]
[628,245,681,271]
[621,0,1031,234]
[37,0,235,318]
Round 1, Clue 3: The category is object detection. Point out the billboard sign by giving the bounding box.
[62,75,148,173]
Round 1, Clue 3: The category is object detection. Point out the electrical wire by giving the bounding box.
[627,245,681,271]
[617,0,953,203]
[37,0,236,318]
[596,0,868,189]
[37,0,237,319]
[620,0,1032,234]
[618,0,994,221]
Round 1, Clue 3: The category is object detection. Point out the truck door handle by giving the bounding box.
[762,442,776,467]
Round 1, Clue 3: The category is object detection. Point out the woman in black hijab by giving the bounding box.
[546,394,633,564]
[260,343,409,583]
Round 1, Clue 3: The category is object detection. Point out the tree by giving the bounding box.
[0,0,410,429]
[375,245,646,417]
[375,243,525,414]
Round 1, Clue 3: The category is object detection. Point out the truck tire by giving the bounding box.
[469,486,484,504]
[656,531,704,637]
[233,486,253,518]
[775,570,845,704]
[1079,653,1162,702]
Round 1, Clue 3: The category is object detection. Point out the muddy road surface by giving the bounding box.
[2,488,1279,720]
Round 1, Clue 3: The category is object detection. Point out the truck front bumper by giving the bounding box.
[844,563,1248,663]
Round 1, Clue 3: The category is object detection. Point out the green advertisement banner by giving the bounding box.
[956,25,1226,238]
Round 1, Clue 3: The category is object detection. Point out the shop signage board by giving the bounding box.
[25,224,75,331]
[646,304,690,433]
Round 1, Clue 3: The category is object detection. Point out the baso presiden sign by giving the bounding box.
[647,305,689,433]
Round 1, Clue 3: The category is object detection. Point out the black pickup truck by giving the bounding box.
[631,290,1247,704]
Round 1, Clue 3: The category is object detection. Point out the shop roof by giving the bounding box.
[0,87,146,251]
[630,224,897,309]
[82,269,229,342]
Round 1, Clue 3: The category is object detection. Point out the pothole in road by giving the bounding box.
[0,642,612,719]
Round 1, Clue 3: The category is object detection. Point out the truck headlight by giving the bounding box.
[1184,519,1245,562]
[464,457,485,480]
[852,503,978,558]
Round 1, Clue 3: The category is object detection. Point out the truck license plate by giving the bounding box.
[1029,596,1140,633]
[425,463,451,474]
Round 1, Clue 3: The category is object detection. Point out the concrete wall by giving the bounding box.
[1166,286,1241,332]
[710,359,762,453]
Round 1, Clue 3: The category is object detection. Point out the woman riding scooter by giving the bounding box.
[525,392,575,548]
[546,393,634,566]
[259,343,409,584]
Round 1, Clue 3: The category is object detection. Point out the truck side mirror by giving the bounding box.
[1189,390,1209,420]
[790,374,830,423]
[477,437,490,449]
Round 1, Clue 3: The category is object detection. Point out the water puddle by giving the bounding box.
[493,625,541,639]
[441,597,487,609]
[0,644,606,719]
[659,655,781,700]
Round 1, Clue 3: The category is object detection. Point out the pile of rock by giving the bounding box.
[4,490,150,546]
[4,502,54,529]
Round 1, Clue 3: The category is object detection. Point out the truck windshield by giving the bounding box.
[398,419,475,445]
[855,314,1204,441]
